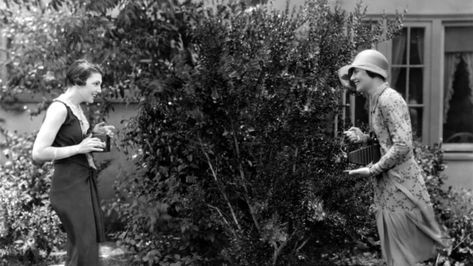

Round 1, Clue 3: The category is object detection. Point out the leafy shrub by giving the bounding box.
[416,143,473,265]
[0,128,65,264]
[437,188,473,265]
[111,1,402,265]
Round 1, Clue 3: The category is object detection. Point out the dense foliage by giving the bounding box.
[0,129,65,264]
[109,1,402,265]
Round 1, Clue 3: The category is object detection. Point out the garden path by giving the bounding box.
[48,241,128,266]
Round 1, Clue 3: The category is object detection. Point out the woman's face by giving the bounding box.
[350,68,372,94]
[78,72,102,103]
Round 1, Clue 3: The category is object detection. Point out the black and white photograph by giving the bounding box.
[0,0,471,265]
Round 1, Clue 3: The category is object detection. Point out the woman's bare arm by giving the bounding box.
[32,102,104,162]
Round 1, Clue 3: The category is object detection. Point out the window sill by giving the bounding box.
[444,153,473,161]
[443,143,473,152]
[443,144,473,161]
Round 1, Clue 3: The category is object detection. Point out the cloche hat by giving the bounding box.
[338,49,389,89]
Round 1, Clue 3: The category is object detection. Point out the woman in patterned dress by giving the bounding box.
[32,59,114,266]
[339,49,449,266]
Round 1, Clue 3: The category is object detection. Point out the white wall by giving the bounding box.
[271,0,473,15]
[444,159,473,190]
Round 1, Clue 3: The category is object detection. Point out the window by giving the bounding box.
[339,90,369,135]
[391,27,426,141]
[443,26,473,144]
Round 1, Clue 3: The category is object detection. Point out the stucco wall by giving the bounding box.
[272,0,473,15]
[443,157,473,190]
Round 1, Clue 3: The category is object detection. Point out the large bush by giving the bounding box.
[110,1,402,265]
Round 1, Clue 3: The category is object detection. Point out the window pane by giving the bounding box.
[392,28,407,65]
[443,27,473,143]
[391,26,425,142]
[443,55,473,143]
[392,67,406,98]
[343,96,352,127]
[354,95,369,126]
[408,68,423,104]
[410,28,424,65]
[409,107,422,141]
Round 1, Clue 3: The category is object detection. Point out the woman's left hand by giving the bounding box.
[346,167,371,177]
[93,122,116,137]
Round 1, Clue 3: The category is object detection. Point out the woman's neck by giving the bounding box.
[60,88,82,106]
[365,79,386,97]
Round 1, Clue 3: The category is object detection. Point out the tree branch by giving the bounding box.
[231,123,261,235]
[272,231,299,266]
[199,138,241,231]
[207,204,238,239]
[292,147,298,174]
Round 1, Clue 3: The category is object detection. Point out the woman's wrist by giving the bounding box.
[73,145,81,155]
[369,164,381,176]
[359,133,369,144]
[52,148,58,160]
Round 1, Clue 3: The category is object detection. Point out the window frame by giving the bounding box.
[392,26,427,141]
[441,21,473,152]
[380,22,432,144]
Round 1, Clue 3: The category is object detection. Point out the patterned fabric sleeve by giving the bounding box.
[370,91,412,175]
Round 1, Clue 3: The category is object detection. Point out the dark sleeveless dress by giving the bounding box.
[50,100,106,266]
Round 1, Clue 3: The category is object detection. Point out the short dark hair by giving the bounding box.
[365,70,386,81]
[348,68,387,82]
[65,59,103,87]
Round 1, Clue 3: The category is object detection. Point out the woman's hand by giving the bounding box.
[93,122,116,137]
[346,167,371,177]
[77,135,106,153]
[343,127,365,143]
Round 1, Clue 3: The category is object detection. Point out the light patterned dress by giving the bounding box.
[368,83,448,266]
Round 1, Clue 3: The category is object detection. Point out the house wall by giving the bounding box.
[273,0,473,15]
[443,155,473,189]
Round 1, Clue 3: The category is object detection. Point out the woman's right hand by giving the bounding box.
[343,127,365,143]
[76,135,105,153]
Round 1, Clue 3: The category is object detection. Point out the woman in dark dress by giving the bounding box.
[32,59,114,266]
